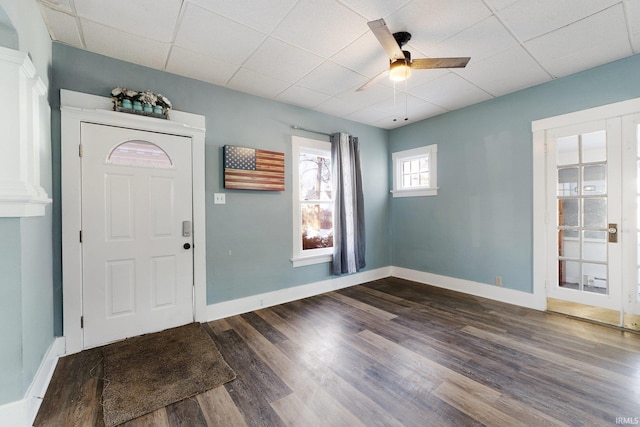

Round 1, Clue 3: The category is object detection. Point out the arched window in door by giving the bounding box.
[107,140,173,168]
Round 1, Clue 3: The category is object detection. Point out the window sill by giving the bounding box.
[290,254,332,267]
[391,188,438,198]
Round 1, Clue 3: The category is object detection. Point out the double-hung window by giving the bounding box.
[291,136,333,267]
[391,144,438,197]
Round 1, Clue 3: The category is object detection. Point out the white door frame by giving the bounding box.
[61,89,207,354]
[532,97,640,314]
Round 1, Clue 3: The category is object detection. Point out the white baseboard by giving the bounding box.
[391,266,546,311]
[0,336,65,427]
[207,266,392,320]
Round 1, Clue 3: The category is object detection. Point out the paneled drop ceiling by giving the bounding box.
[37,0,640,129]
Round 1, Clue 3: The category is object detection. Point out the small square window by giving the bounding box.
[392,144,437,197]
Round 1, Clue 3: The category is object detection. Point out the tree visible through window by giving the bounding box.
[300,152,333,249]
[292,136,333,265]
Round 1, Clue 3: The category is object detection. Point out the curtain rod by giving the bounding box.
[290,125,332,137]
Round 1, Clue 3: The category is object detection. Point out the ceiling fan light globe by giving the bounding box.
[389,60,412,81]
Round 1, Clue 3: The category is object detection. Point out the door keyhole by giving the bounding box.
[183,243,191,250]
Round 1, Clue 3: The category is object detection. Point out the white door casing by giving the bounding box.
[61,90,206,354]
[81,123,194,348]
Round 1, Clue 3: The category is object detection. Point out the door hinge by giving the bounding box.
[79,230,82,243]
[79,144,83,157]
[80,316,84,328]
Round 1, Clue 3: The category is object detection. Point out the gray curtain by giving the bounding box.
[331,132,365,275]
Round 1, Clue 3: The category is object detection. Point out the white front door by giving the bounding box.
[81,123,194,348]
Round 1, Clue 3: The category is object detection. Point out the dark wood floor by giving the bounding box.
[35,277,640,426]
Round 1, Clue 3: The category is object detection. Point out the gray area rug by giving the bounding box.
[102,322,236,426]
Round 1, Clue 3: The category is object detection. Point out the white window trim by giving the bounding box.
[291,135,333,267]
[391,144,438,197]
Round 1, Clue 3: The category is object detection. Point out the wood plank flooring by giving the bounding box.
[35,277,640,426]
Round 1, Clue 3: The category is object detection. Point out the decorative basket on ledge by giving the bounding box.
[111,87,172,120]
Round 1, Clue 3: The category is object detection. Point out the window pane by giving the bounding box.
[300,153,331,201]
[558,167,579,196]
[411,159,420,173]
[419,157,428,171]
[557,135,578,165]
[582,130,606,163]
[558,231,579,259]
[403,161,411,174]
[559,199,579,227]
[301,204,333,250]
[420,173,429,186]
[584,198,606,228]
[559,260,580,289]
[582,165,606,195]
[582,231,606,262]
[108,141,172,168]
[583,263,607,294]
[403,175,411,187]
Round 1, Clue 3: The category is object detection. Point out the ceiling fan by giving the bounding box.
[358,18,471,91]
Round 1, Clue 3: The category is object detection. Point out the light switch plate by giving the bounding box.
[214,193,225,204]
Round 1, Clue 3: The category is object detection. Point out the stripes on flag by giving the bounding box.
[224,145,285,191]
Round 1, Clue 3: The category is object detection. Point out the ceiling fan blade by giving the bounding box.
[356,69,389,92]
[411,57,471,69]
[368,19,405,61]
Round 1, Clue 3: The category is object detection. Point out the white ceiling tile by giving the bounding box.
[38,0,74,14]
[498,0,620,41]
[425,16,518,63]
[623,0,640,53]
[337,0,412,20]
[81,19,170,70]
[385,0,492,52]
[525,4,633,77]
[227,67,291,99]
[75,0,182,43]
[166,46,239,86]
[272,0,368,58]
[243,37,324,83]
[297,61,368,95]
[338,82,396,109]
[346,105,397,124]
[331,32,389,78]
[313,96,370,117]
[411,73,492,110]
[39,6,83,48]
[276,85,332,108]
[483,0,520,11]
[455,45,551,97]
[187,0,298,33]
[175,3,266,64]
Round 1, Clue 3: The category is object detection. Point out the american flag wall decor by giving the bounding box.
[224,145,285,191]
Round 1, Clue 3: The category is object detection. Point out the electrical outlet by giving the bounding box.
[214,193,225,204]
[495,276,502,286]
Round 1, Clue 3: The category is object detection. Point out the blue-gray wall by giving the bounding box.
[389,53,640,293]
[0,0,54,406]
[50,43,390,332]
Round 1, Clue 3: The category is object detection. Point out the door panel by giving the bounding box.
[81,123,193,348]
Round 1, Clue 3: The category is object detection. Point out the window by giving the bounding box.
[391,144,438,197]
[108,140,173,168]
[291,136,333,267]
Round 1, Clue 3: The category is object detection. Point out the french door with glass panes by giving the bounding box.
[546,114,640,328]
